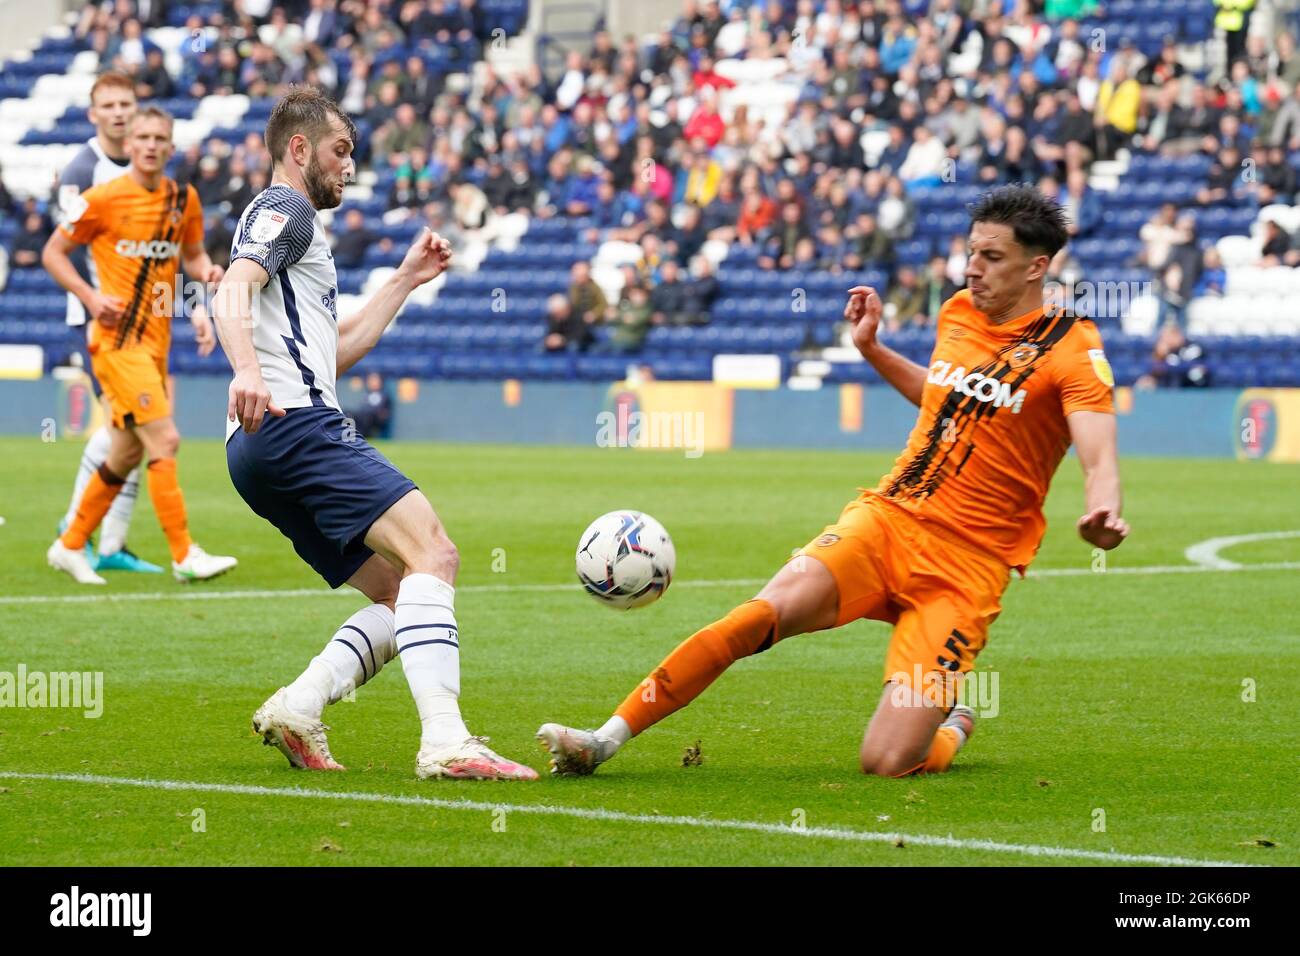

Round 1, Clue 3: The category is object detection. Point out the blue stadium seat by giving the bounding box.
[895,238,932,264]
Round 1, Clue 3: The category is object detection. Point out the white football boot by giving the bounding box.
[252,688,345,770]
[416,736,539,781]
[172,543,237,582]
[47,539,106,585]
[535,723,618,776]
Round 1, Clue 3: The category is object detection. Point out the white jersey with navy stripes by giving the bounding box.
[60,137,132,326]
[227,184,340,440]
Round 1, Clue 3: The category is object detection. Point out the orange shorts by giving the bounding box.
[90,347,171,429]
[797,493,1010,706]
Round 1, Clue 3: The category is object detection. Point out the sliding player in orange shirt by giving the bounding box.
[42,105,237,585]
[539,184,1129,777]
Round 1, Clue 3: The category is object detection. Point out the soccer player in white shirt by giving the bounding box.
[213,88,536,781]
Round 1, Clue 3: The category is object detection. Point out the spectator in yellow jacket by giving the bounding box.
[1095,60,1142,158]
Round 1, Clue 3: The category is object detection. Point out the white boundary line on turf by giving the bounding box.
[1183,530,1300,570]
[0,771,1258,867]
[3,561,1299,606]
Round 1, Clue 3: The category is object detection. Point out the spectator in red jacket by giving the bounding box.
[684,93,726,149]
[693,54,735,93]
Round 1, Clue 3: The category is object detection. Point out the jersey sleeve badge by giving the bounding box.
[61,189,89,223]
[250,209,289,243]
[1087,348,1115,387]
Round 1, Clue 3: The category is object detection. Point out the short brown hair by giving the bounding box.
[90,71,135,104]
[128,105,175,132]
[265,86,357,168]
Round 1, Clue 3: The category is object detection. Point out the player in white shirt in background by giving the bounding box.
[214,88,537,781]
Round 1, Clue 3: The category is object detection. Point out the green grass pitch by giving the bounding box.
[1,435,1297,866]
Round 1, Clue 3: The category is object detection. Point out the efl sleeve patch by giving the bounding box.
[234,194,315,275]
[61,189,89,224]
[1088,348,1114,388]
[250,209,289,243]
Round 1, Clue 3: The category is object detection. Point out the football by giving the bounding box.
[575,511,676,610]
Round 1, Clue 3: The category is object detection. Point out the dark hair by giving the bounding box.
[265,86,357,168]
[968,184,1069,259]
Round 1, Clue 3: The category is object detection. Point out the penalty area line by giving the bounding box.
[0,771,1255,867]
[3,561,1299,606]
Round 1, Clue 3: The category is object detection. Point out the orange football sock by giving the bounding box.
[61,464,124,549]
[892,726,963,777]
[147,458,192,563]
[614,599,779,736]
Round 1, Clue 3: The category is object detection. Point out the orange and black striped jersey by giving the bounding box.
[60,173,203,358]
[872,289,1115,568]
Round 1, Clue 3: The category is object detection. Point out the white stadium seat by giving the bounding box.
[1259,203,1300,233]
[1,97,61,132]
[592,264,625,304]
[171,118,214,150]
[33,73,93,101]
[593,240,641,268]
[1185,297,1217,335]
[69,50,100,75]
[362,268,397,296]
[1122,293,1160,335]
[1226,266,1267,294]
[195,93,249,127]
[1216,234,1259,268]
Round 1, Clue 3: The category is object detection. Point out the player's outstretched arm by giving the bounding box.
[41,229,123,327]
[1068,410,1129,551]
[337,228,452,375]
[212,257,285,434]
[181,241,224,290]
[845,285,926,407]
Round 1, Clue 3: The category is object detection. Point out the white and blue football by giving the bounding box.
[575,511,676,610]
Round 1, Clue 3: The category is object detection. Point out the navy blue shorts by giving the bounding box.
[226,405,417,588]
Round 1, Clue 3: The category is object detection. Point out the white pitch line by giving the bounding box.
[0,771,1257,867]
[1184,530,1300,570]
[3,560,1298,606]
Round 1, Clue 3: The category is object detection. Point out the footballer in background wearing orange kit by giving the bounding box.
[539,184,1130,778]
[42,105,238,586]
[55,70,159,574]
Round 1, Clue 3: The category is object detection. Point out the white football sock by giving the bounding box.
[63,427,111,530]
[284,604,397,718]
[596,715,632,756]
[395,573,470,750]
[99,466,141,555]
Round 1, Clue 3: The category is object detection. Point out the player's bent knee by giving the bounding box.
[143,426,180,459]
[859,747,925,777]
[399,518,458,580]
[431,533,459,577]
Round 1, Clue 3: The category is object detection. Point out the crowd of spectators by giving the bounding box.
[4,0,1298,367]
